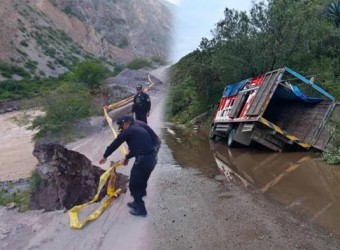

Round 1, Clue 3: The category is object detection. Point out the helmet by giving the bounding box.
[136,84,143,90]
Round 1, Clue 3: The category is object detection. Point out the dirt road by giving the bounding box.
[1,67,340,249]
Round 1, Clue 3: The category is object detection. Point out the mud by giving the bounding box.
[164,125,340,237]
[211,142,340,236]
[163,124,219,178]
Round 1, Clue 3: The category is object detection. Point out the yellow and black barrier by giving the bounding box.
[258,117,311,149]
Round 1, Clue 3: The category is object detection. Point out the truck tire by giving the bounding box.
[227,129,237,147]
[209,125,217,140]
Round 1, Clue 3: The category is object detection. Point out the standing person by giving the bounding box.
[99,115,160,216]
[132,84,151,123]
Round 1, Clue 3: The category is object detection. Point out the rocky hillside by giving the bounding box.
[0,0,172,78]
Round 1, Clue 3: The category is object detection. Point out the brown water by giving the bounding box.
[164,125,340,236]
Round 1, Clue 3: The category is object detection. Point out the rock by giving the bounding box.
[30,141,128,211]
[214,175,226,182]
[0,100,20,114]
[5,202,16,210]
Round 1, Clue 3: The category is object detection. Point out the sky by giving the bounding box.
[166,0,254,62]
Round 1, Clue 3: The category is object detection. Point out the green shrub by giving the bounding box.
[166,76,201,123]
[19,26,27,33]
[31,82,94,139]
[0,78,59,100]
[47,61,55,70]
[0,62,30,79]
[113,64,125,76]
[24,60,38,71]
[20,40,29,47]
[322,119,340,164]
[127,58,152,70]
[0,188,30,212]
[29,169,43,191]
[44,47,57,58]
[1,71,12,78]
[70,60,110,90]
[16,48,27,57]
[151,56,167,65]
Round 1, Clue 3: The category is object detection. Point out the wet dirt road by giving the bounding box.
[164,126,340,237]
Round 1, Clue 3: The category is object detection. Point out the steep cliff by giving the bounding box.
[0,0,172,77]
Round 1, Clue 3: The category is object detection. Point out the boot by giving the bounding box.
[129,199,147,217]
[129,207,147,217]
[127,201,137,209]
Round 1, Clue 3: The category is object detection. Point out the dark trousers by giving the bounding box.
[129,153,157,210]
[135,112,148,124]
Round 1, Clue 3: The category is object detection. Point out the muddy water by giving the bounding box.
[163,124,219,178]
[164,125,340,236]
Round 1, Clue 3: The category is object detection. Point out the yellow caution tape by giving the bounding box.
[68,109,127,229]
[106,74,155,111]
[68,161,122,229]
[103,107,127,155]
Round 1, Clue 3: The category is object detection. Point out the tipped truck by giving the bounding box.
[210,67,340,152]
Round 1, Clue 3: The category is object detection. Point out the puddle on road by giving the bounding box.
[163,125,219,178]
[164,124,340,235]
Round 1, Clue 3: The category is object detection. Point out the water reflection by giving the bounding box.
[211,141,340,235]
[164,124,340,235]
[163,125,219,178]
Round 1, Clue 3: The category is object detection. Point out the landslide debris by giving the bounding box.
[30,141,128,211]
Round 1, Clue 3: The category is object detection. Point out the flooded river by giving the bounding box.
[164,124,340,236]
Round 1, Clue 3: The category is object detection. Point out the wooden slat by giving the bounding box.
[246,71,280,116]
[229,92,246,118]
[313,102,340,150]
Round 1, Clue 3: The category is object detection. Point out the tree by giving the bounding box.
[327,0,340,27]
[168,0,340,123]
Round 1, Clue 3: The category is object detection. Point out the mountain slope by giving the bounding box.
[0,0,172,78]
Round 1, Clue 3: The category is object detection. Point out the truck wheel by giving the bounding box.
[227,129,236,147]
[209,125,217,140]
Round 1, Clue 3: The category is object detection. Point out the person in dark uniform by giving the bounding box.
[132,84,151,124]
[99,115,160,216]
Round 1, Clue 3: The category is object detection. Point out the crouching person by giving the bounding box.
[99,115,160,216]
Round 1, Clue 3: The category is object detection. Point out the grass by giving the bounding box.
[0,170,43,212]
[0,62,31,79]
[127,57,152,70]
[0,189,30,212]
[0,77,60,100]
[29,170,43,191]
[20,40,29,47]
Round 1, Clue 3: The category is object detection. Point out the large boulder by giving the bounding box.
[30,141,127,211]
